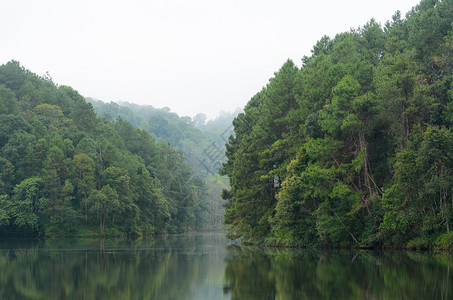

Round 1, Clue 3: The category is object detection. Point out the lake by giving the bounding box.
[0,233,451,299]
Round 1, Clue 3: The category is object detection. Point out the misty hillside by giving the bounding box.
[86,98,239,177]
[0,61,214,237]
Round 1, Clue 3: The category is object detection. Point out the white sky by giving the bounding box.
[1,0,420,119]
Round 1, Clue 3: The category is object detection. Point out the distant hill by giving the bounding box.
[0,61,211,237]
[86,98,239,231]
[86,98,239,178]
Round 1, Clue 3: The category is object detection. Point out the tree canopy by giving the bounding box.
[0,61,209,237]
[221,0,453,248]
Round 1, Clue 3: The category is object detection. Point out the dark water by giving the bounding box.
[0,233,452,299]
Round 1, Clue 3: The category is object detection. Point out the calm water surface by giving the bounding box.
[0,233,452,299]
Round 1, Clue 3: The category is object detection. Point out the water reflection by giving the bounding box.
[223,246,453,300]
[0,234,229,300]
[0,234,451,299]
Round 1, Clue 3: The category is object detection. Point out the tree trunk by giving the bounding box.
[358,128,372,213]
[100,213,105,234]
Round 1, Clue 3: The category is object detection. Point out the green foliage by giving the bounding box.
[0,61,209,237]
[86,185,119,233]
[434,232,453,250]
[10,177,47,232]
[221,0,453,248]
[86,98,234,232]
[86,98,234,177]
[407,235,433,250]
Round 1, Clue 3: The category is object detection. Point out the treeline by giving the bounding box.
[221,0,453,248]
[86,99,206,159]
[87,99,237,177]
[86,99,234,230]
[0,61,208,237]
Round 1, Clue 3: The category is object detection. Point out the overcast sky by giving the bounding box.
[1,0,421,119]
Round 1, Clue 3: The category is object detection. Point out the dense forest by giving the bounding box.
[86,98,237,177]
[86,98,236,230]
[220,0,453,249]
[0,61,213,237]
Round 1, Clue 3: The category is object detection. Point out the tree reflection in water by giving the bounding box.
[0,234,228,300]
[223,245,453,300]
[0,235,451,299]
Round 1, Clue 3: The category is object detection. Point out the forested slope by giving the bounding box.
[86,99,235,230]
[0,61,207,237]
[86,98,237,178]
[87,99,207,173]
[221,0,453,249]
